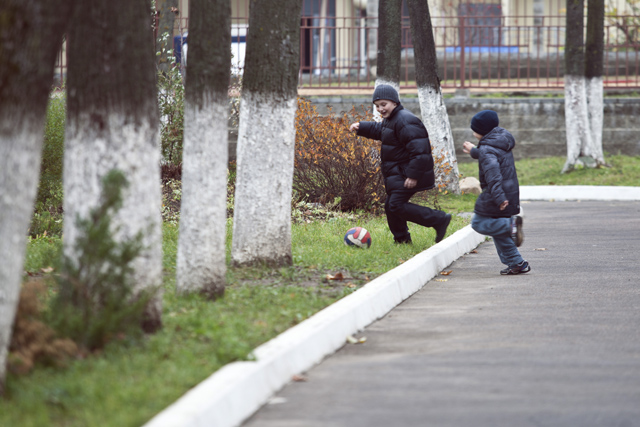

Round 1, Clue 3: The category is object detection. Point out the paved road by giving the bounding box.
[243,201,640,427]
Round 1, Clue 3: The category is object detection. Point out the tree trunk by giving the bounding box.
[585,0,606,166]
[0,0,73,396]
[231,0,301,267]
[376,0,401,87]
[373,0,401,120]
[176,0,230,298]
[155,0,180,73]
[64,0,163,331]
[563,0,594,173]
[407,0,460,194]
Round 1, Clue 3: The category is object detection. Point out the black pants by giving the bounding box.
[385,190,448,242]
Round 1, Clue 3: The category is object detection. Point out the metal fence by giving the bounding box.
[297,14,640,90]
[53,4,640,91]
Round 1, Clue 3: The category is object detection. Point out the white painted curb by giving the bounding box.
[144,226,486,427]
[520,185,640,201]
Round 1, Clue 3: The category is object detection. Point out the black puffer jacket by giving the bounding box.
[357,105,435,193]
[469,126,520,218]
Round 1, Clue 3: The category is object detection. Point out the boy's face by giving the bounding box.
[374,99,397,119]
[472,131,483,140]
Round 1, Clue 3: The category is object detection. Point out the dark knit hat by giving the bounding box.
[372,84,400,104]
[470,110,499,136]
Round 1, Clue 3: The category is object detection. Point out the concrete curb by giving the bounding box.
[520,185,640,201]
[145,185,640,427]
[144,226,486,427]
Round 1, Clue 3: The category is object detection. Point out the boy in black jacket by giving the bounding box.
[462,110,529,275]
[349,84,451,244]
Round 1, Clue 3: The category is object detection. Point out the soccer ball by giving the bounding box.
[344,227,372,248]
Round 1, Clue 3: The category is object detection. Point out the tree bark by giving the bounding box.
[407,0,460,194]
[231,0,301,267]
[563,0,594,173]
[585,0,606,166]
[64,0,163,331]
[376,0,401,87]
[0,0,73,396]
[373,0,401,120]
[176,0,230,297]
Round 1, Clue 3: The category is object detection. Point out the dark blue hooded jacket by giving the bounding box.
[469,126,520,218]
[356,105,435,194]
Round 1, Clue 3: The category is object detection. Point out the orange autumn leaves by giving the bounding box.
[294,98,383,212]
[293,98,453,212]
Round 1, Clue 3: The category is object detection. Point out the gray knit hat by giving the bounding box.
[470,110,499,136]
[372,84,400,104]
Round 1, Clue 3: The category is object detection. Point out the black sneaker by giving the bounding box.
[500,260,531,275]
[435,214,452,243]
[394,236,412,244]
[511,215,524,247]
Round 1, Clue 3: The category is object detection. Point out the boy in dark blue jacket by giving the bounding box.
[349,84,451,244]
[462,110,530,275]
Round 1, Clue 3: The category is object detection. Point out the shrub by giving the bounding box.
[30,92,66,237]
[48,170,155,351]
[158,65,185,166]
[294,98,384,212]
[8,280,78,375]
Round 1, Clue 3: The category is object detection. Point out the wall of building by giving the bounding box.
[227,96,640,163]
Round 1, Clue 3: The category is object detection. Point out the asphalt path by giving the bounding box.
[243,200,640,427]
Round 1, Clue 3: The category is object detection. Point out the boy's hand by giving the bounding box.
[499,200,509,210]
[349,122,360,132]
[404,178,417,189]
[462,141,475,154]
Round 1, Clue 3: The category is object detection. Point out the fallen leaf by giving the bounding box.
[292,374,308,382]
[346,282,356,288]
[346,335,358,344]
[346,335,367,344]
[470,249,478,254]
[326,272,344,281]
[440,270,452,276]
[534,248,547,251]
[41,266,54,273]
[434,278,448,282]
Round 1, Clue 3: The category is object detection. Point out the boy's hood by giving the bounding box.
[479,127,515,151]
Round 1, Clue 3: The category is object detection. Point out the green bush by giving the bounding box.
[157,66,184,166]
[48,170,155,351]
[31,92,66,237]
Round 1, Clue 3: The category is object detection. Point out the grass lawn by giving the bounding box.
[3,155,639,426]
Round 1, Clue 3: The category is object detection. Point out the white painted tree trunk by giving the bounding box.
[231,92,296,266]
[0,121,45,393]
[176,99,228,294]
[416,84,461,194]
[586,76,605,165]
[563,74,595,173]
[63,114,163,314]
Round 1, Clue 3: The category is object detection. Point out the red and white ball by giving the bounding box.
[344,227,372,248]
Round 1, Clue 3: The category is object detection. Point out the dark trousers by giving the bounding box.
[385,190,448,242]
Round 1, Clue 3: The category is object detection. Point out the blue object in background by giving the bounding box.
[173,33,187,64]
[444,46,519,54]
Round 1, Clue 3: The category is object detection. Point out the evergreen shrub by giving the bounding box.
[48,170,155,351]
